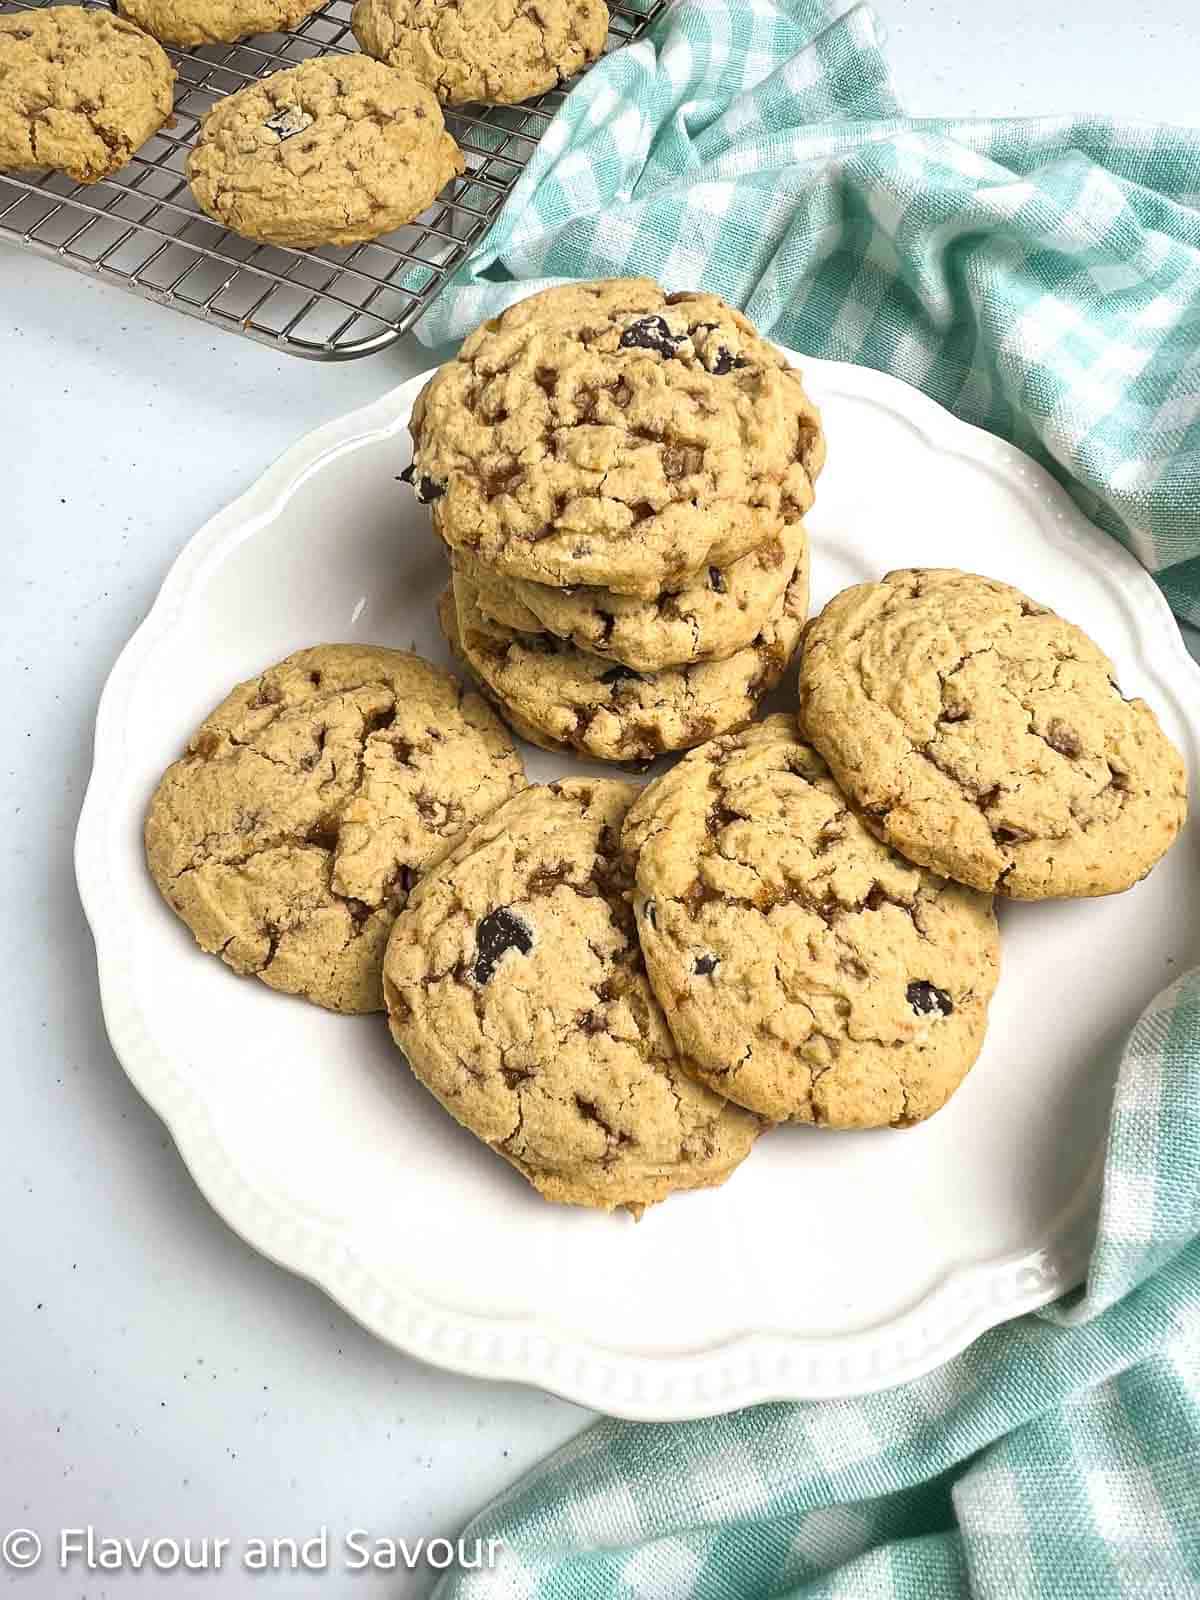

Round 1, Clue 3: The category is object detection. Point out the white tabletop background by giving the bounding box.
[2,3,1197,1595]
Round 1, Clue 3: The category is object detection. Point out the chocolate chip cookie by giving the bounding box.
[622,717,1001,1127]
[459,518,810,674]
[187,56,463,248]
[799,569,1188,898]
[118,0,324,47]
[405,279,825,599]
[382,780,761,1212]
[444,557,809,762]
[352,0,609,106]
[0,7,175,184]
[145,645,525,1014]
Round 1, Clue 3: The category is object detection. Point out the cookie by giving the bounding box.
[352,0,609,106]
[622,716,1001,1127]
[0,7,174,184]
[118,0,324,48]
[459,519,810,674]
[799,569,1188,899]
[444,556,809,762]
[145,645,525,1014]
[187,56,463,249]
[382,780,761,1212]
[405,279,825,599]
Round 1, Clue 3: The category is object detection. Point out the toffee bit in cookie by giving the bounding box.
[473,905,533,985]
[384,865,415,906]
[708,567,726,593]
[524,632,562,656]
[693,954,719,976]
[1045,719,1082,758]
[618,315,684,358]
[263,105,313,140]
[992,824,1032,845]
[906,980,953,1018]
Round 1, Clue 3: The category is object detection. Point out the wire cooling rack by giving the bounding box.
[0,0,667,358]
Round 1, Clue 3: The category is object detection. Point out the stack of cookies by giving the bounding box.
[402,279,827,763]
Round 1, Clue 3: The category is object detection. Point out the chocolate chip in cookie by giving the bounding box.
[906,980,953,1018]
[619,315,685,358]
[263,105,313,140]
[399,461,446,504]
[473,906,533,985]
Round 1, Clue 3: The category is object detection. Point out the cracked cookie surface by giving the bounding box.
[0,7,175,184]
[187,55,463,248]
[118,0,324,48]
[622,716,1000,1127]
[382,780,761,1212]
[799,569,1188,899]
[352,0,608,106]
[459,519,810,674]
[145,644,526,1013]
[444,557,809,762]
[406,278,825,598]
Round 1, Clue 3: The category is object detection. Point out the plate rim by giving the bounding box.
[74,354,1200,1419]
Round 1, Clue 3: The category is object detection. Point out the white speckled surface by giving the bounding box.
[1,5,1196,1594]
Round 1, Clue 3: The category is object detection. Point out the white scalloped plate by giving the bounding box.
[75,356,1200,1419]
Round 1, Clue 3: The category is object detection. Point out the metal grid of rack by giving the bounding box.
[0,0,667,358]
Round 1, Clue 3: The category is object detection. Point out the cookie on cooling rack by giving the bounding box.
[117,0,326,48]
[0,7,175,184]
[351,0,610,107]
[187,55,463,248]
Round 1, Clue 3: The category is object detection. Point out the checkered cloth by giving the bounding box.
[423,4,1200,1595]
[416,0,1200,631]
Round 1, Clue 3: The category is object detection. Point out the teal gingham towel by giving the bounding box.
[417,0,1200,630]
[421,5,1200,1595]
